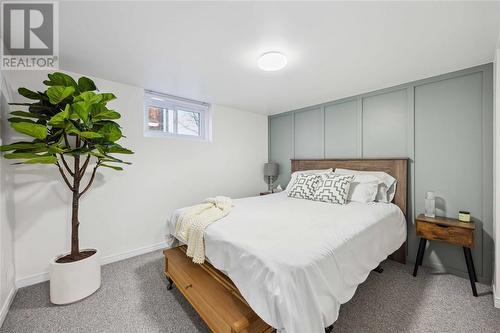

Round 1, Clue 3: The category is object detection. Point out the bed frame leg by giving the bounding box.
[373,265,384,273]
[167,277,174,290]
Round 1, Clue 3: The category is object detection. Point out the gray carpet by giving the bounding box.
[1,251,499,333]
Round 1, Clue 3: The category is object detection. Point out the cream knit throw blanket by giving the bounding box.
[174,196,232,264]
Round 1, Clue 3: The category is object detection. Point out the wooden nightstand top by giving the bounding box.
[416,214,475,230]
[260,191,272,196]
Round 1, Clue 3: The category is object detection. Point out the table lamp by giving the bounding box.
[264,162,279,192]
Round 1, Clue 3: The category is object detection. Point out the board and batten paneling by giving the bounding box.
[268,63,493,283]
[269,114,294,187]
[415,71,492,278]
[294,107,323,159]
[362,89,409,158]
[324,100,359,158]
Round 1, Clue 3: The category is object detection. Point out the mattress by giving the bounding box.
[166,192,406,333]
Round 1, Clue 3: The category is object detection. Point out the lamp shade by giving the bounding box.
[264,162,279,177]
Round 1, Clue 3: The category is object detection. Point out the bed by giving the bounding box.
[165,159,408,333]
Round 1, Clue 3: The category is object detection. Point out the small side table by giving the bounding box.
[413,214,477,296]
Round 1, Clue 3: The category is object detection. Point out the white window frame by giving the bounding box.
[144,90,211,141]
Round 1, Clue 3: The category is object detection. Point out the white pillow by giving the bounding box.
[335,168,397,203]
[313,174,354,204]
[348,174,379,203]
[287,174,321,200]
[285,168,333,192]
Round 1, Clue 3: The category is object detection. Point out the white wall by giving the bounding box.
[2,70,268,287]
[494,41,500,308]
[0,71,16,326]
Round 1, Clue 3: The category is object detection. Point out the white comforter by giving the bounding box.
[166,192,406,333]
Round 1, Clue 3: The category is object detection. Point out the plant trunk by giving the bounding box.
[70,140,81,260]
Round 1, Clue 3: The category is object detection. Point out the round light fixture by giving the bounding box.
[258,51,287,71]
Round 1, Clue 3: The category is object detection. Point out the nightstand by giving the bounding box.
[413,214,477,296]
[260,191,272,196]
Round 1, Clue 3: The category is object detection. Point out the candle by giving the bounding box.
[458,211,471,222]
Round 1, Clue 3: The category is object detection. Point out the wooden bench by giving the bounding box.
[164,246,274,333]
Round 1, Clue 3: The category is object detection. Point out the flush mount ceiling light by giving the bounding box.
[258,51,287,71]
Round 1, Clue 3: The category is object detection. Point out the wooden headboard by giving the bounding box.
[291,158,408,264]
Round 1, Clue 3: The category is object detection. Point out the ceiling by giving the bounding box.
[59,1,500,115]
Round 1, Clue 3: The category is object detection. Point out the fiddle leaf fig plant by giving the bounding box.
[1,72,133,262]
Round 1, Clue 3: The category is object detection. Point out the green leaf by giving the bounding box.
[8,117,36,124]
[100,163,123,171]
[65,147,91,156]
[79,131,104,139]
[47,144,65,154]
[65,122,81,136]
[43,72,77,88]
[13,146,48,154]
[47,128,64,141]
[29,103,53,114]
[73,91,102,104]
[100,153,131,163]
[11,122,47,140]
[90,151,106,159]
[48,104,70,126]
[69,112,80,121]
[72,101,91,122]
[92,104,120,121]
[23,156,58,164]
[46,86,75,104]
[101,158,131,165]
[4,152,42,159]
[10,111,43,119]
[77,77,97,92]
[0,142,46,152]
[105,144,133,154]
[9,103,54,116]
[99,93,116,103]
[98,122,122,142]
[18,87,41,100]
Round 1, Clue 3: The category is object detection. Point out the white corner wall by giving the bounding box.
[0,71,16,327]
[494,42,500,308]
[2,70,268,288]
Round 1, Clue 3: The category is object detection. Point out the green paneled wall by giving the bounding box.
[268,63,493,283]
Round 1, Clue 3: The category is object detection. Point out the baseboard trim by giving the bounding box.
[494,286,500,308]
[15,241,168,289]
[0,287,16,328]
[406,256,491,285]
[100,241,167,265]
[15,271,48,288]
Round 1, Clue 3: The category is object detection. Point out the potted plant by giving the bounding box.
[0,72,133,304]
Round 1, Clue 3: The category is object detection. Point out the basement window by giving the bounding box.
[144,90,211,141]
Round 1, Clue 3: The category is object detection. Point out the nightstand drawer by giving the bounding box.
[416,220,474,247]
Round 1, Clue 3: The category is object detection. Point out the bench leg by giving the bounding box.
[413,238,427,277]
[167,277,173,290]
[463,247,478,297]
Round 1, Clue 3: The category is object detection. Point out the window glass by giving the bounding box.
[177,110,201,136]
[144,91,211,141]
[147,107,165,131]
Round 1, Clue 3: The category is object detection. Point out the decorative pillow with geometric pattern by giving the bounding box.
[287,174,321,200]
[313,174,354,204]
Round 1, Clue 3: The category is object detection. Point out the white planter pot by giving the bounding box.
[49,249,101,305]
